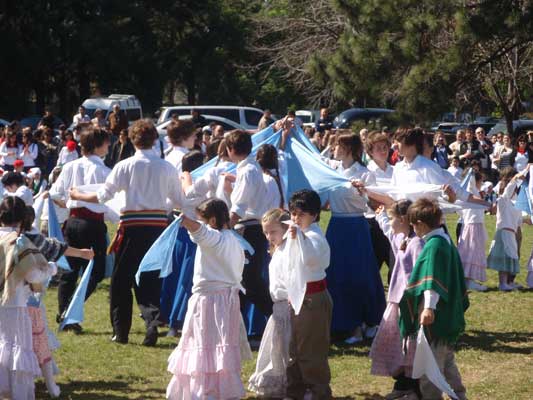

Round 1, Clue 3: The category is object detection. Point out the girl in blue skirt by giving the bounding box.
[324,134,386,344]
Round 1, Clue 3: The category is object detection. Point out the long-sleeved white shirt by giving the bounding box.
[165,146,189,172]
[7,185,33,206]
[189,224,245,293]
[367,159,393,185]
[50,155,111,212]
[230,156,269,220]
[97,149,183,212]
[495,180,522,232]
[326,161,374,214]
[392,155,470,202]
[297,222,330,283]
[18,143,39,167]
[269,242,288,301]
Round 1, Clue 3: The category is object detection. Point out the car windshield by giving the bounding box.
[488,122,507,136]
[297,115,312,123]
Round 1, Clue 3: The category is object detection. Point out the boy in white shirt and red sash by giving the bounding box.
[70,120,184,346]
[286,189,333,399]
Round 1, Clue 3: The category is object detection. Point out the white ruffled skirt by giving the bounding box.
[166,288,249,400]
[248,300,291,397]
[0,306,41,400]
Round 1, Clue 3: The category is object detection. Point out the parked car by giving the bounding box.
[488,119,533,137]
[295,110,320,128]
[20,115,65,130]
[156,114,247,140]
[81,94,142,122]
[0,118,10,127]
[156,105,264,130]
[333,108,395,129]
[445,117,500,135]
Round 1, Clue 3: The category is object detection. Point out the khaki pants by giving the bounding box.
[419,343,467,400]
[287,290,333,400]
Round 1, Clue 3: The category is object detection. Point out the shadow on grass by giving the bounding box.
[459,330,533,354]
[36,378,165,399]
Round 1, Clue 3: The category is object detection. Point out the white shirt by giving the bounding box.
[97,149,183,212]
[297,222,330,283]
[514,151,529,172]
[7,185,33,206]
[190,161,232,199]
[447,165,463,180]
[326,161,374,214]
[269,242,288,301]
[57,147,79,166]
[50,155,111,212]
[73,113,90,125]
[262,172,282,210]
[18,143,39,167]
[496,180,522,231]
[230,156,270,220]
[189,224,245,293]
[392,155,470,202]
[0,143,18,166]
[165,146,189,172]
[367,159,393,185]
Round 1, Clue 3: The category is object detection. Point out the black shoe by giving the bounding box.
[111,335,128,344]
[142,327,158,346]
[63,323,83,334]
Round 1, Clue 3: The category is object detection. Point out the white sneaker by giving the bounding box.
[166,328,178,337]
[468,281,487,292]
[364,325,378,338]
[499,283,514,291]
[344,335,363,345]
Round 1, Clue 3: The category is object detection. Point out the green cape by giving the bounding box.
[399,235,469,345]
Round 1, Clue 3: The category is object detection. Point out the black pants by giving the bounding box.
[58,217,107,316]
[240,223,273,317]
[393,372,420,395]
[110,225,165,340]
[367,217,393,272]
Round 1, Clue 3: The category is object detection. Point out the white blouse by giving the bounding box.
[57,147,79,166]
[18,143,39,167]
[269,242,288,302]
[230,156,270,221]
[189,224,245,293]
[326,161,375,214]
[496,180,522,231]
[165,146,189,172]
[0,143,18,166]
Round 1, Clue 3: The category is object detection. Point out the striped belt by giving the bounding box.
[108,210,167,254]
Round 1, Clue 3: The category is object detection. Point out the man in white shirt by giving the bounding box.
[1,172,33,205]
[72,106,91,126]
[226,130,273,319]
[49,126,111,333]
[70,119,184,346]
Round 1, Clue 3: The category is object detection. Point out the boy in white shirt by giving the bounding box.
[286,189,332,399]
[447,156,463,180]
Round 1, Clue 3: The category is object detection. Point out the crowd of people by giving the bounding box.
[0,106,532,400]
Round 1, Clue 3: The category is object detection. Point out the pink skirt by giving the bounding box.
[166,288,245,400]
[27,306,52,367]
[369,303,415,377]
[457,223,487,281]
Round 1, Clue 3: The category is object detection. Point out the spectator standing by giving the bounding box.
[107,104,129,136]
[314,107,334,133]
[431,131,452,169]
[257,109,273,130]
[514,134,530,172]
[38,108,55,130]
[72,106,91,126]
[190,109,206,128]
[109,129,135,167]
[18,128,39,171]
[41,128,60,175]
[91,109,107,128]
[0,131,19,171]
[492,134,515,171]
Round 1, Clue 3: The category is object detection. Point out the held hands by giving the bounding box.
[79,248,95,260]
[288,224,297,239]
[375,205,385,215]
[420,308,435,326]
[351,179,366,195]
[69,187,80,200]
[442,184,457,203]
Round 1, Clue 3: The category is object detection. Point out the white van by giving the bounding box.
[81,94,143,122]
[156,105,264,130]
[296,109,320,128]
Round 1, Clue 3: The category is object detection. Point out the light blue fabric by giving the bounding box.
[47,199,71,271]
[135,216,182,285]
[293,125,319,154]
[515,180,532,217]
[229,230,255,256]
[59,259,94,330]
[105,234,115,278]
[460,168,474,191]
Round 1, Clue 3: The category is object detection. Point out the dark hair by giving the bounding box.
[289,189,321,222]
[196,198,230,230]
[22,206,35,232]
[166,120,195,146]
[206,139,222,161]
[128,119,158,149]
[181,150,204,173]
[79,126,110,154]
[257,144,284,208]
[407,198,442,229]
[1,172,24,187]
[337,134,363,164]
[474,171,483,183]
[0,196,26,226]
[225,130,252,156]
[394,127,424,155]
[423,133,434,149]
[387,199,412,219]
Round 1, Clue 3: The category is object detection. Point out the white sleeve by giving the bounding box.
[298,230,330,271]
[423,290,440,309]
[376,212,394,243]
[189,223,222,248]
[97,166,123,203]
[230,169,257,218]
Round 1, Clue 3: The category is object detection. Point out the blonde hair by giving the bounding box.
[262,208,290,227]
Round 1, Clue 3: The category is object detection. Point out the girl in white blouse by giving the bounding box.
[166,198,249,400]
[249,208,291,397]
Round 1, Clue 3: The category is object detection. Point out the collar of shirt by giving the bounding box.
[85,154,106,166]
[236,155,256,170]
[134,149,160,160]
[423,227,450,244]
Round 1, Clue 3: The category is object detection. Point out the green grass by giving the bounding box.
[39,214,533,399]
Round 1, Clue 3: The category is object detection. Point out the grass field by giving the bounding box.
[39,214,533,400]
